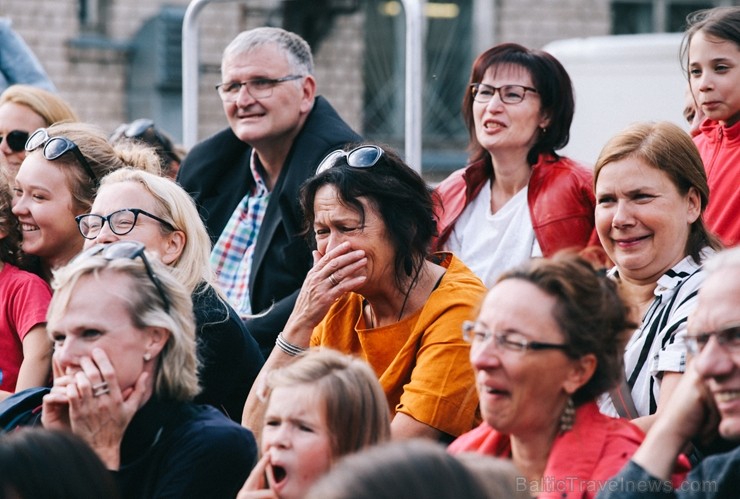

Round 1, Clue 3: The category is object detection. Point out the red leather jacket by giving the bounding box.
[433,154,606,263]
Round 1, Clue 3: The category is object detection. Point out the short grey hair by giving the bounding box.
[222,27,313,75]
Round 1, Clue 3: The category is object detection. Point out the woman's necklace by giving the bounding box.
[364,264,421,328]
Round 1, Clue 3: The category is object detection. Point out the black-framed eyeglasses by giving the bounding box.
[75,208,176,240]
[470,83,538,104]
[687,323,740,356]
[215,74,304,101]
[25,128,97,183]
[462,320,569,353]
[0,130,30,152]
[316,145,384,175]
[76,241,170,313]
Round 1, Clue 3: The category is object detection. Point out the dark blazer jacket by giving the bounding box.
[178,96,361,356]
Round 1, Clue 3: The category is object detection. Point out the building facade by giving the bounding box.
[2,0,732,173]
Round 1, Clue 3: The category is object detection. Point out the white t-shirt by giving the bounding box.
[445,180,541,288]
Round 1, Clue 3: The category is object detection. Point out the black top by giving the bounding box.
[178,96,361,357]
[192,282,263,421]
[114,396,257,498]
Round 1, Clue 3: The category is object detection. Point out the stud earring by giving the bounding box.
[143,352,152,362]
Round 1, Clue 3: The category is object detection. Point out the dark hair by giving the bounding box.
[462,42,575,166]
[498,253,634,405]
[681,7,740,77]
[306,439,504,499]
[0,428,119,499]
[594,121,722,263]
[300,144,437,291]
[0,170,22,267]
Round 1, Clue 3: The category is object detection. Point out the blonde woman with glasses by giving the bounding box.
[77,168,264,421]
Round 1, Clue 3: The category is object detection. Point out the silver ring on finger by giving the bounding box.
[93,386,110,397]
[329,273,339,287]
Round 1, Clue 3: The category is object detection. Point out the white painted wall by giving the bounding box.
[544,33,689,166]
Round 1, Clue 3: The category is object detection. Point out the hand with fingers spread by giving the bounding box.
[69,350,150,468]
[281,242,367,347]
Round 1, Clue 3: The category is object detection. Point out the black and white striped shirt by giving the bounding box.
[600,248,713,418]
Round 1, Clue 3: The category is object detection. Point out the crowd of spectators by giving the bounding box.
[0,7,738,499]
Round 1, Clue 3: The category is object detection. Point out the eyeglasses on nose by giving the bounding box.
[316,145,384,174]
[0,130,30,152]
[25,128,97,184]
[75,208,176,240]
[215,74,304,101]
[75,240,171,313]
[462,320,569,353]
[470,83,538,104]
[686,323,740,356]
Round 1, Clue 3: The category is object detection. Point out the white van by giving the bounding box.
[544,33,689,165]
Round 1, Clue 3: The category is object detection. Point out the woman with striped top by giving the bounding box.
[593,121,722,433]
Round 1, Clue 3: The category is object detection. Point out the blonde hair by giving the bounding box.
[0,84,78,125]
[264,349,391,459]
[48,252,200,400]
[98,168,213,293]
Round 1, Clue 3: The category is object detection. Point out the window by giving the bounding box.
[611,0,727,34]
[79,0,110,35]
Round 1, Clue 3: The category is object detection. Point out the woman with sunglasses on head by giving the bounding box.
[77,168,264,422]
[39,240,256,498]
[433,43,606,288]
[243,143,486,442]
[448,254,687,499]
[0,84,77,179]
[12,122,159,282]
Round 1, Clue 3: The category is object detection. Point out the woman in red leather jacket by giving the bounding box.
[434,43,605,287]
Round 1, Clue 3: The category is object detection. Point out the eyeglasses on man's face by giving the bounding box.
[75,208,175,240]
[215,74,304,101]
[316,145,384,175]
[0,130,30,152]
[470,83,538,104]
[76,240,171,313]
[25,128,97,183]
[686,323,740,356]
[462,320,569,353]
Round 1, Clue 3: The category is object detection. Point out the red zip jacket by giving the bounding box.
[694,119,740,247]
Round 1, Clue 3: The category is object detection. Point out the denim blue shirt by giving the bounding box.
[0,18,55,93]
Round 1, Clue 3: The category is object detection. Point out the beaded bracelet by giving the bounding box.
[275,332,308,357]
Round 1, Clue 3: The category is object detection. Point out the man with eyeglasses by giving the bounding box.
[177,27,360,358]
[598,247,740,499]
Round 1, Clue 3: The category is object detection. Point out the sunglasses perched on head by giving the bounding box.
[25,128,97,183]
[75,240,171,312]
[0,130,30,152]
[316,145,384,174]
